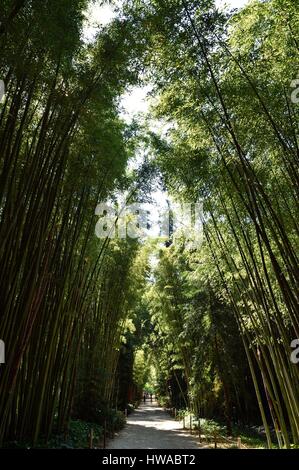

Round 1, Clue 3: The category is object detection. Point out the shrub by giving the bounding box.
[195,418,226,438]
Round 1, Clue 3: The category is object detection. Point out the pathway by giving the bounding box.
[108,401,204,449]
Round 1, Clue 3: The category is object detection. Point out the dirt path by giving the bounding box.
[108,401,204,449]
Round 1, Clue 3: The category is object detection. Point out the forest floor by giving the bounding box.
[107,401,204,449]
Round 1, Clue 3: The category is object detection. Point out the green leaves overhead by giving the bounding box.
[120,0,299,447]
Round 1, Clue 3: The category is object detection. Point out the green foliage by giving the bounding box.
[157,396,171,409]
[105,409,127,433]
[196,419,226,438]
[133,349,150,392]
[120,0,299,448]
[0,0,299,451]
[0,0,141,446]
[60,420,103,449]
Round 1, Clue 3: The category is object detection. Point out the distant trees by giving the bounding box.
[145,242,258,430]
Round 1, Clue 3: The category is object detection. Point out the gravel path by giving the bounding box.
[107,401,203,449]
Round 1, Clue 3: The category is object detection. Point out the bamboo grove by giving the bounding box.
[123,0,299,449]
[0,0,143,445]
[0,0,299,450]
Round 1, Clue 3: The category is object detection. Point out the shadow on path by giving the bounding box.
[108,401,206,449]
